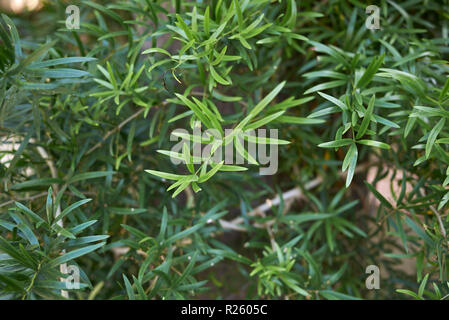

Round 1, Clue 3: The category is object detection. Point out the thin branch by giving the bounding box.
[217,219,247,232]
[430,206,449,248]
[86,108,147,155]
[219,176,321,231]
[219,162,373,231]
[0,192,47,208]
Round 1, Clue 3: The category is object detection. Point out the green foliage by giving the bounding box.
[0,187,107,299]
[1,0,449,300]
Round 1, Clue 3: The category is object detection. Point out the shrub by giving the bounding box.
[0,0,448,300]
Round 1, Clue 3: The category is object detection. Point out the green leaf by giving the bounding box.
[233,0,244,31]
[68,171,115,184]
[123,275,135,300]
[48,242,106,268]
[357,140,390,149]
[277,116,325,125]
[356,95,375,139]
[164,223,204,246]
[304,80,346,95]
[174,93,213,129]
[46,187,53,223]
[10,40,57,75]
[141,48,171,56]
[318,139,353,148]
[344,143,358,187]
[28,68,91,78]
[364,181,393,209]
[145,169,185,181]
[418,274,429,298]
[29,57,97,68]
[282,213,335,224]
[203,6,210,35]
[356,54,385,89]
[235,81,286,131]
[320,290,362,300]
[318,92,348,111]
[176,13,194,41]
[14,202,45,225]
[209,65,230,85]
[395,211,408,253]
[0,236,34,268]
[439,77,449,101]
[404,216,433,246]
[54,199,92,224]
[182,142,194,174]
[198,161,224,183]
[396,289,423,300]
[127,120,136,161]
[425,118,445,159]
[244,111,285,130]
